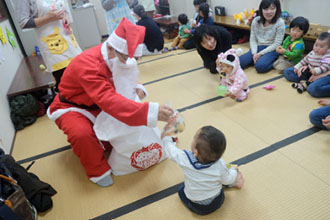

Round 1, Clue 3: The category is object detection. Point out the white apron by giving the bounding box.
[35,0,82,72]
[93,62,166,176]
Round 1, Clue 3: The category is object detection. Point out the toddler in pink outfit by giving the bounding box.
[216,48,250,102]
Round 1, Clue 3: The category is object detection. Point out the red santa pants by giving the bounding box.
[55,111,111,179]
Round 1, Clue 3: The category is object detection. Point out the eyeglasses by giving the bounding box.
[115,50,129,61]
[114,50,142,61]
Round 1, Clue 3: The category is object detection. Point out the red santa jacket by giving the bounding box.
[49,44,150,126]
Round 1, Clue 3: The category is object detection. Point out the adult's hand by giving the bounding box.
[322,115,330,128]
[35,8,64,27]
[253,53,261,64]
[62,12,71,25]
[47,8,65,22]
[158,105,174,122]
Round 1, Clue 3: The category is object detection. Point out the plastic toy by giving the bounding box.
[233,12,243,25]
[163,111,185,136]
[281,10,292,28]
[63,23,72,35]
[217,85,228,96]
[35,46,41,56]
[39,64,46,70]
[263,85,276,90]
[248,9,259,26]
[234,9,255,25]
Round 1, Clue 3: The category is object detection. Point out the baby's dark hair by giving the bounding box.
[290,16,309,35]
[178,14,188,25]
[317,32,330,47]
[199,3,209,21]
[195,126,226,164]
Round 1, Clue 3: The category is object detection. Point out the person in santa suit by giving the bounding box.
[47,17,174,187]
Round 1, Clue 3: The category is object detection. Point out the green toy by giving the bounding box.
[216,85,227,97]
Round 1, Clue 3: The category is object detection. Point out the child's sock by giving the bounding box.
[291,83,299,88]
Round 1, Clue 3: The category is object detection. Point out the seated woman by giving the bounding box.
[239,0,285,73]
[309,99,330,130]
[194,24,232,73]
[133,4,164,55]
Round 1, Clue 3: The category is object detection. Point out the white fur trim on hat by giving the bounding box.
[126,57,137,65]
[220,59,235,67]
[108,32,143,57]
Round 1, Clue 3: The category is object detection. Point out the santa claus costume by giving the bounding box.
[218,49,250,102]
[93,19,167,176]
[47,18,159,186]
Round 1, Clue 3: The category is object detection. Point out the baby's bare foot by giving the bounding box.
[234,172,244,189]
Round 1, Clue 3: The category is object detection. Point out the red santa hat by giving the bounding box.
[107,17,146,64]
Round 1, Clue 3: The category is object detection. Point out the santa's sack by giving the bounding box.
[108,125,167,176]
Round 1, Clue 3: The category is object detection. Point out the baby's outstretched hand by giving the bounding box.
[161,116,177,138]
[136,88,146,100]
[226,92,236,99]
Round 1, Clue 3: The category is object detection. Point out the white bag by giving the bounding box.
[95,112,167,175]
[93,57,166,175]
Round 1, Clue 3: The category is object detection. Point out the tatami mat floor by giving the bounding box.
[11,42,330,220]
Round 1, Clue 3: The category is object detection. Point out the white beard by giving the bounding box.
[111,57,139,101]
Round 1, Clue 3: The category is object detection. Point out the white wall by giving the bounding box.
[89,0,109,37]
[168,0,195,18]
[0,19,23,154]
[209,0,330,26]
[280,0,330,26]
[168,0,330,26]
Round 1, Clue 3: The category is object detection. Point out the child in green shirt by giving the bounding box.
[273,16,309,73]
[171,14,191,50]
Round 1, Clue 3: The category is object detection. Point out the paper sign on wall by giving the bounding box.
[0,26,8,45]
[6,27,16,48]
